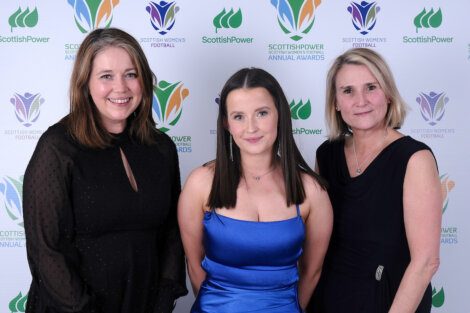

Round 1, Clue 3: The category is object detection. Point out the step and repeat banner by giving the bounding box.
[0,1,468,312]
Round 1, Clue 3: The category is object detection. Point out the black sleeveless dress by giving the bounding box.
[308,136,433,313]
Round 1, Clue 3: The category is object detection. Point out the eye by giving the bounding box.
[257,110,268,117]
[232,114,243,121]
[126,72,138,79]
[367,84,378,91]
[342,87,352,94]
[100,74,112,80]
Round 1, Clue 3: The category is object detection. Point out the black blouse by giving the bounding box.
[23,121,187,313]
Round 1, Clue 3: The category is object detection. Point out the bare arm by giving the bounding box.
[177,166,212,296]
[389,150,442,312]
[297,177,333,310]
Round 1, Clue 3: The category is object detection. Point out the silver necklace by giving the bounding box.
[352,130,388,175]
[249,167,275,181]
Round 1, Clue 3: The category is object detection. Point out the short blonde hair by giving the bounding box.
[325,48,408,140]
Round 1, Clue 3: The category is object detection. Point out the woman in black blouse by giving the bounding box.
[23,28,187,313]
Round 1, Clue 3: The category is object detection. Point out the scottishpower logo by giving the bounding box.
[202,8,253,44]
[8,7,38,32]
[290,99,311,120]
[10,92,44,127]
[9,292,28,312]
[146,1,179,35]
[67,0,120,33]
[213,8,242,33]
[152,80,189,133]
[403,8,452,44]
[414,8,442,33]
[271,0,321,41]
[432,287,445,308]
[290,99,322,135]
[416,91,448,126]
[347,1,380,35]
[0,176,24,228]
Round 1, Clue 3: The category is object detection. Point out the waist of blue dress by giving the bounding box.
[202,256,299,290]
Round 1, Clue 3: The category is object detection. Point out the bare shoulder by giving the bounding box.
[406,149,438,178]
[183,162,215,194]
[300,172,327,198]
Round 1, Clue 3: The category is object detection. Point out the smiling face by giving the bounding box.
[226,87,279,158]
[335,64,389,133]
[88,46,142,133]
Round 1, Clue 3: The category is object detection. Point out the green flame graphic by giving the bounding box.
[432,287,445,308]
[414,8,442,33]
[290,100,312,120]
[213,8,242,33]
[8,7,38,32]
[9,292,27,312]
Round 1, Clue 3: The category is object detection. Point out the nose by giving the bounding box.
[113,76,128,92]
[355,90,367,107]
[247,115,258,133]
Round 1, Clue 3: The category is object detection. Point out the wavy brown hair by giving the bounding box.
[207,68,326,209]
[65,27,157,148]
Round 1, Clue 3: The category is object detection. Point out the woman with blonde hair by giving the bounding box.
[308,48,442,312]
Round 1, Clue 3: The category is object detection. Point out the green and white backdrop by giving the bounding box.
[0,1,468,312]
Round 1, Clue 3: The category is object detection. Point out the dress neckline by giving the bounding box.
[342,135,409,179]
[205,204,302,224]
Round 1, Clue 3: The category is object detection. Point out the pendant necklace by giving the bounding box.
[249,167,276,181]
[352,129,388,175]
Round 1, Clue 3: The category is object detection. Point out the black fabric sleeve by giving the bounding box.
[154,136,188,313]
[23,128,98,313]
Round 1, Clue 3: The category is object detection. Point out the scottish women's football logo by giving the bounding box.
[10,92,44,127]
[152,80,189,132]
[146,1,180,35]
[0,176,24,228]
[416,91,449,126]
[67,0,120,33]
[347,1,380,35]
[270,0,321,41]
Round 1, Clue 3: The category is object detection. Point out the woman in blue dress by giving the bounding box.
[178,68,333,312]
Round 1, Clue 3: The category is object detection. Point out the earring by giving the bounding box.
[229,134,233,162]
[335,105,340,111]
[277,145,281,157]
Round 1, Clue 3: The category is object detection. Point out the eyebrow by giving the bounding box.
[94,67,136,74]
[229,106,272,115]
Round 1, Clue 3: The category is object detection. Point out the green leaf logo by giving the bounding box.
[290,100,312,120]
[414,8,442,33]
[9,292,28,312]
[213,8,242,33]
[8,7,39,32]
[432,287,445,308]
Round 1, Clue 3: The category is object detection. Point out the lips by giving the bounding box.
[245,136,262,143]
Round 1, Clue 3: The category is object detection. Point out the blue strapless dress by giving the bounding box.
[191,205,305,313]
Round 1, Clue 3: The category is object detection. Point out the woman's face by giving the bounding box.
[226,87,278,158]
[335,64,389,132]
[88,46,142,133]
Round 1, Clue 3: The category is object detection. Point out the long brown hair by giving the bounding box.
[207,68,326,209]
[65,27,157,148]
